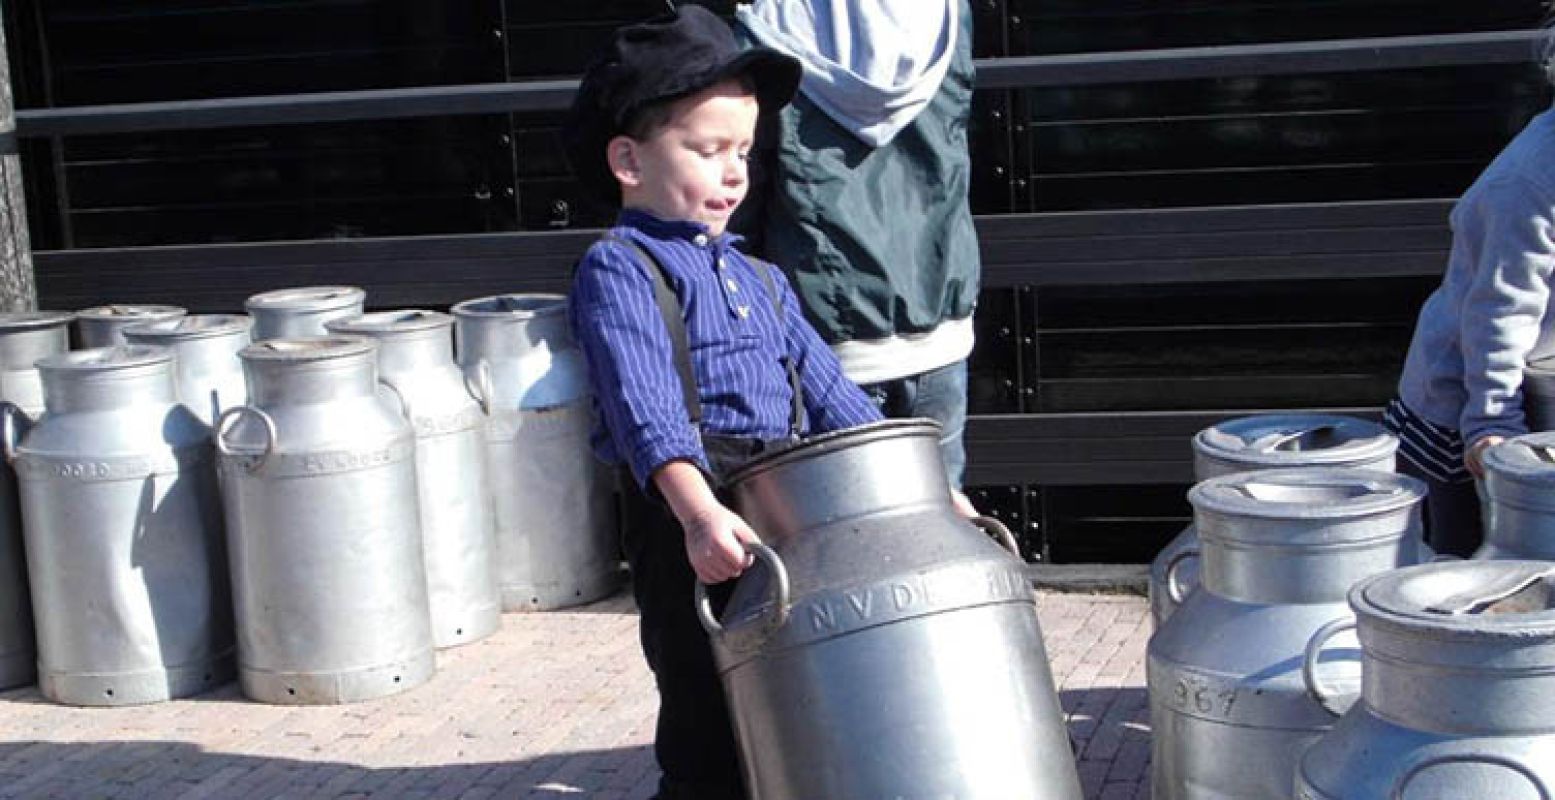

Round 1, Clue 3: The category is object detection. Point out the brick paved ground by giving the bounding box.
[0,590,1152,799]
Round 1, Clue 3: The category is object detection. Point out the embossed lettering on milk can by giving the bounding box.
[124,314,252,426]
[451,294,620,612]
[73,304,186,348]
[244,286,365,341]
[1149,468,1427,800]
[327,311,500,648]
[1296,560,1555,800]
[1477,432,1555,561]
[7,345,234,706]
[215,337,434,704]
[0,312,74,690]
[1150,414,1398,628]
[702,419,1084,800]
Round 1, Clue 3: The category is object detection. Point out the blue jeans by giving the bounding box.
[860,360,968,487]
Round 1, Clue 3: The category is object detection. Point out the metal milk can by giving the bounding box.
[74,304,186,348]
[326,311,500,648]
[451,294,620,612]
[123,314,252,426]
[1524,354,1555,431]
[244,286,365,341]
[1296,560,1555,800]
[1151,414,1398,627]
[0,311,73,690]
[1149,468,1426,800]
[7,345,234,706]
[1477,432,1555,560]
[704,420,1084,800]
[215,336,434,704]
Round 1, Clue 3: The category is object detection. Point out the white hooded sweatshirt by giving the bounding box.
[736,0,959,147]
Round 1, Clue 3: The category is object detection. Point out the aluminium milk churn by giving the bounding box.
[0,311,72,690]
[1149,468,1426,800]
[703,420,1084,800]
[7,345,234,706]
[1296,560,1555,800]
[1524,354,1555,431]
[1477,432,1555,560]
[124,314,252,426]
[73,304,186,348]
[215,337,434,704]
[1151,414,1398,627]
[451,293,620,611]
[244,286,365,341]
[327,311,500,648]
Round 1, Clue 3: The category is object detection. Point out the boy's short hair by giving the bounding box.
[563,5,800,205]
[620,72,759,143]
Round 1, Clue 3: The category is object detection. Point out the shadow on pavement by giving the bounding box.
[0,740,657,799]
[1061,687,1152,799]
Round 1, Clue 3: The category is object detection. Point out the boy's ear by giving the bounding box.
[606,135,642,189]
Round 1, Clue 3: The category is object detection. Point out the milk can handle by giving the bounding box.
[695,542,790,639]
[1302,617,1357,718]
[972,516,1022,558]
[1391,753,1550,800]
[0,402,22,464]
[464,359,496,415]
[1164,547,1202,604]
[378,377,411,420]
[214,405,277,469]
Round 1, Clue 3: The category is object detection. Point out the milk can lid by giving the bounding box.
[244,286,365,312]
[0,311,75,332]
[1193,414,1396,468]
[1483,432,1555,490]
[74,304,186,321]
[1354,560,1555,638]
[1189,467,1425,521]
[35,344,172,372]
[325,309,452,336]
[123,313,252,342]
[239,335,376,363]
[450,293,566,319]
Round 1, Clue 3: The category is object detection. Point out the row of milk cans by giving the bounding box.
[1147,414,1555,800]
[0,286,621,706]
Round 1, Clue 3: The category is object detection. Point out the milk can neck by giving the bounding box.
[373,331,452,374]
[247,354,377,405]
[453,296,571,362]
[43,363,177,413]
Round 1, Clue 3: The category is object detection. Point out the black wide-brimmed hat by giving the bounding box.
[564,4,802,204]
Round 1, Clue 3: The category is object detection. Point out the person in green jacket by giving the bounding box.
[732,0,980,489]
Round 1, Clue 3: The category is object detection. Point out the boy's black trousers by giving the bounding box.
[619,439,773,800]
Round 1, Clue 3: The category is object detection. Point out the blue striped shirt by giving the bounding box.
[568,209,882,487]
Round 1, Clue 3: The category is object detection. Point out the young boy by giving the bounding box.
[562,7,883,798]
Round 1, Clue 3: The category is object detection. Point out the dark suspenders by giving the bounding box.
[601,234,803,439]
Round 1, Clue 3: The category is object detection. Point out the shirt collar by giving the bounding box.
[617,207,746,248]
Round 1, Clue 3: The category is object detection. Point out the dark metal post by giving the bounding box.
[0,14,37,311]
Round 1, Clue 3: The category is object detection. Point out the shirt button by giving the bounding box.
[737,306,751,318]
[694,234,709,246]
[725,278,739,293]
